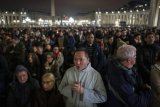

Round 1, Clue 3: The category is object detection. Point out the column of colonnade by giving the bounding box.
[149,0,160,27]
[101,9,150,26]
[2,14,21,26]
[157,0,160,28]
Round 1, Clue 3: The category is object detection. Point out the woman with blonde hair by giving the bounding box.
[33,73,64,107]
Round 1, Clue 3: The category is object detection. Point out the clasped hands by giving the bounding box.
[71,82,84,94]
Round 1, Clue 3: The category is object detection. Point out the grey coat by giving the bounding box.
[58,63,107,107]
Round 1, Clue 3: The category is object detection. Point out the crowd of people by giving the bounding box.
[0,27,160,107]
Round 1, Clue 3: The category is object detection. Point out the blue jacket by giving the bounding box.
[104,59,152,107]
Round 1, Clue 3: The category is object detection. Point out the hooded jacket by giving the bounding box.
[7,65,40,107]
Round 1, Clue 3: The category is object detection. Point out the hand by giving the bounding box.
[10,50,14,54]
[142,84,151,90]
[71,82,84,94]
[145,84,151,90]
[134,39,138,43]
[13,43,16,47]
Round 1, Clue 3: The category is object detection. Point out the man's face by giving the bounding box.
[37,46,43,54]
[74,51,89,71]
[46,55,53,63]
[17,71,28,84]
[42,78,54,91]
[130,54,136,67]
[145,34,155,45]
[128,53,136,68]
[28,54,33,63]
[108,37,114,44]
[116,31,121,37]
[53,47,59,53]
[87,34,94,44]
[122,31,127,36]
[45,44,51,50]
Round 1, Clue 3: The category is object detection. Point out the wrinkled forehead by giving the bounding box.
[16,70,28,76]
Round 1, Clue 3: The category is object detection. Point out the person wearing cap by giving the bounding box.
[7,65,40,107]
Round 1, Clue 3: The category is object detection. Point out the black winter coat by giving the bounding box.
[33,88,65,107]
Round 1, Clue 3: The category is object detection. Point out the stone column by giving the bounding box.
[149,0,160,27]
[51,0,55,25]
[157,1,160,28]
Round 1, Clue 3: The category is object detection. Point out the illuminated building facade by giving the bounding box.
[0,1,160,28]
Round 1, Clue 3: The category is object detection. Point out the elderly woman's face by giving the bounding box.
[17,71,28,84]
[42,78,54,91]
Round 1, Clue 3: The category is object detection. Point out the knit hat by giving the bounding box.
[15,65,28,73]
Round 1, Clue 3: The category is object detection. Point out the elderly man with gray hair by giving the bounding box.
[104,45,152,107]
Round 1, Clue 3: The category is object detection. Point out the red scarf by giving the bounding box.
[53,51,60,58]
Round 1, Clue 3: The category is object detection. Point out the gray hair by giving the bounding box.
[117,45,136,61]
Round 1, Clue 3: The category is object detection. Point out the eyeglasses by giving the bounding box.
[42,80,53,84]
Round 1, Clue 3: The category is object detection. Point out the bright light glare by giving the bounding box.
[69,17,74,23]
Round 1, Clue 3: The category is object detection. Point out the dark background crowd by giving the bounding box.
[0,26,160,107]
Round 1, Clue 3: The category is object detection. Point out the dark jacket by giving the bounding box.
[81,42,106,74]
[0,55,9,107]
[137,44,157,84]
[7,68,39,107]
[6,41,25,73]
[33,87,65,107]
[104,59,152,107]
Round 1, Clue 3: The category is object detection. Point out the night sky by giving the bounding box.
[0,0,131,16]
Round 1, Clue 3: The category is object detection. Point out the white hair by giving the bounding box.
[117,45,136,61]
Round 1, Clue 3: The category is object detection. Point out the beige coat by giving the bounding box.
[151,64,160,107]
